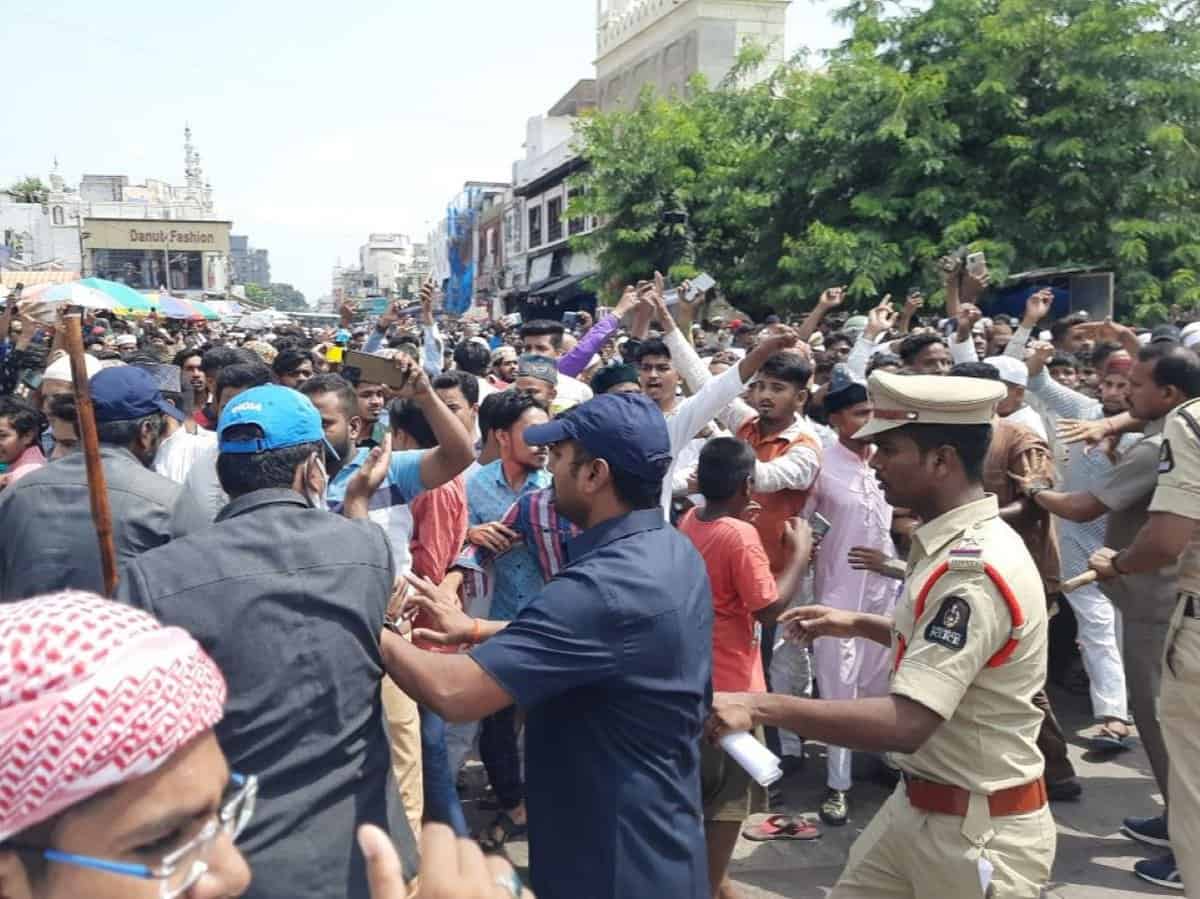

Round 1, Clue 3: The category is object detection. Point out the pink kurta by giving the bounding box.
[807,440,901,789]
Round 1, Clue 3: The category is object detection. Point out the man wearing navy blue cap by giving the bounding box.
[0,366,208,599]
[116,384,419,899]
[386,392,714,899]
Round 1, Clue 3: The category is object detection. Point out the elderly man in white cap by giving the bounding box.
[986,354,1049,439]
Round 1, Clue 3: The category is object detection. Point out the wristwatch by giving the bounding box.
[1026,482,1052,500]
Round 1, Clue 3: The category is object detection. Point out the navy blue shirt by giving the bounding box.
[471,509,713,899]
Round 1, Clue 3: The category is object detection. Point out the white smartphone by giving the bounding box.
[688,273,716,299]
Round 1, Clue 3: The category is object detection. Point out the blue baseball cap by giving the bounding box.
[524,393,671,483]
[90,366,185,424]
[218,384,324,454]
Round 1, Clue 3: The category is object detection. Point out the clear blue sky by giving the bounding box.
[2,0,845,303]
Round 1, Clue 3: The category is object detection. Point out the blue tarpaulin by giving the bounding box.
[444,188,480,315]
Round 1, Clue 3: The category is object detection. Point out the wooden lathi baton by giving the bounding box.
[64,314,118,595]
[1062,570,1099,593]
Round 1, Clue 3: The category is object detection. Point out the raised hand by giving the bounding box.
[955,303,982,340]
[419,277,436,326]
[903,290,925,316]
[819,286,847,309]
[387,354,431,399]
[864,297,897,340]
[1023,289,1054,327]
[757,324,800,354]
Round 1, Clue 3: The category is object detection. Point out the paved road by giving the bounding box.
[467,684,1171,897]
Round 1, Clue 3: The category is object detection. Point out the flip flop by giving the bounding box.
[1087,725,1136,753]
[742,814,821,842]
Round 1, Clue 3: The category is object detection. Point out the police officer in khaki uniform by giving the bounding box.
[1090,392,1200,894]
[710,371,1055,898]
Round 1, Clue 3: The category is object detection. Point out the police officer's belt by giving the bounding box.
[1182,592,1200,619]
[904,775,1048,817]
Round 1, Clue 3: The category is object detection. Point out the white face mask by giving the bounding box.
[304,452,329,511]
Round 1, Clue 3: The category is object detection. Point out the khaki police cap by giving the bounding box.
[854,371,1006,439]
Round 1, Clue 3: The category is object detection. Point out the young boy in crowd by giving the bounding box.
[679,437,815,897]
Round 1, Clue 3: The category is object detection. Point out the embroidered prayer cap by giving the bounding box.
[0,592,227,842]
[854,370,1005,439]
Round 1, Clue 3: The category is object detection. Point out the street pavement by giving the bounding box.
[464,684,1172,897]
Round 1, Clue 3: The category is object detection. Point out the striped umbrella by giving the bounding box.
[79,278,157,315]
[156,293,220,321]
[18,280,115,310]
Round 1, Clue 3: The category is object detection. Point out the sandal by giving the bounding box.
[479,810,528,850]
[742,814,821,842]
[1087,723,1136,753]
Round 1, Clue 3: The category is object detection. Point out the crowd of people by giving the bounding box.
[1,252,1199,899]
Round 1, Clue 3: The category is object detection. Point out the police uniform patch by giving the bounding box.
[925,596,971,651]
[1160,439,1175,474]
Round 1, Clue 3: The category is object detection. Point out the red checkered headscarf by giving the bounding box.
[0,592,227,842]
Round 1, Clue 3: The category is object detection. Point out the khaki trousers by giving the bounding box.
[830,783,1055,898]
[1124,614,1172,803]
[1161,610,1200,894]
[382,678,423,838]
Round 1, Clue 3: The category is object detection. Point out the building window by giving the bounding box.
[547,196,563,243]
[52,206,64,225]
[528,205,542,249]
[567,187,586,236]
[93,249,203,291]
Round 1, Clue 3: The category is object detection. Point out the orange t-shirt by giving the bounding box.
[678,510,777,692]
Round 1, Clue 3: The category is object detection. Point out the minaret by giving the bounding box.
[184,125,203,196]
[48,157,65,193]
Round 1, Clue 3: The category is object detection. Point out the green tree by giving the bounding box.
[266,283,308,311]
[573,0,1200,322]
[244,282,307,311]
[5,177,49,205]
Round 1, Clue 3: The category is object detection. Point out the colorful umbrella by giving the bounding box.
[79,278,158,314]
[18,280,115,310]
[156,293,220,321]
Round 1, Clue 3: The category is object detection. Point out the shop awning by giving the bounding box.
[530,272,595,297]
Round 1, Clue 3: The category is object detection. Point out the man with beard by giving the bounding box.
[382,394,713,899]
[1014,342,1200,889]
[709,371,1056,899]
[0,367,208,599]
[490,345,519,388]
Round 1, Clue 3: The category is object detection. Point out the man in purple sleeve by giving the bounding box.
[555,286,643,379]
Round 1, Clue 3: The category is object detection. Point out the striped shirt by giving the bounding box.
[456,486,579,618]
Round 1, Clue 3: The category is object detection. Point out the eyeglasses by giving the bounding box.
[10,772,257,899]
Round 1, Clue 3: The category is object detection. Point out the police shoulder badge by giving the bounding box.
[925,596,971,651]
[1159,440,1175,474]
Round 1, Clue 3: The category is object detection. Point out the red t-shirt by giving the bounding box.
[678,509,777,692]
[409,476,469,653]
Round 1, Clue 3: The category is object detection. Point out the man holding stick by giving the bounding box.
[0,365,207,599]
